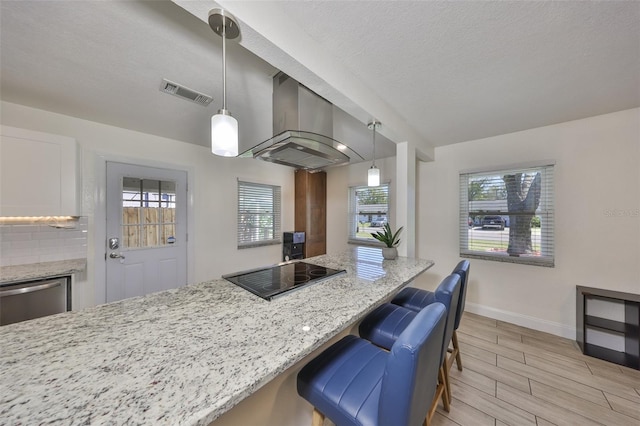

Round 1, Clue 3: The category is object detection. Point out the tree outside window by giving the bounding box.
[461,164,554,267]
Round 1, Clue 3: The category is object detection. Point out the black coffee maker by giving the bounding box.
[283,232,305,261]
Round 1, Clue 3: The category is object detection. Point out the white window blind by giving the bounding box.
[348,183,390,245]
[237,181,281,248]
[459,164,554,267]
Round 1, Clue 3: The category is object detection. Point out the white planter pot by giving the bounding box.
[382,247,398,260]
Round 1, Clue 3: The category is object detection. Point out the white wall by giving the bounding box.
[0,101,295,309]
[326,157,396,254]
[414,108,640,337]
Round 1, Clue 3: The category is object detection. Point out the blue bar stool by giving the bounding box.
[359,274,461,417]
[297,303,447,426]
[393,260,470,372]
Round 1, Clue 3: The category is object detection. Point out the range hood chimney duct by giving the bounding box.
[240,73,363,171]
[273,73,332,138]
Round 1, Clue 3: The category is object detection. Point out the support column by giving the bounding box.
[396,142,416,257]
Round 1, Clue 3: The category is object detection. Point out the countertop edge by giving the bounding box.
[0,258,87,285]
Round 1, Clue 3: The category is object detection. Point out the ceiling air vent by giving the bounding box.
[159,79,213,106]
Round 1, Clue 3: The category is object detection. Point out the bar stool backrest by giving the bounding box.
[452,260,470,330]
[434,274,461,367]
[379,302,447,426]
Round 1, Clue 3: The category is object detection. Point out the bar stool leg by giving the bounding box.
[439,366,450,412]
[311,408,325,426]
[426,366,449,426]
[452,330,463,371]
[443,360,452,403]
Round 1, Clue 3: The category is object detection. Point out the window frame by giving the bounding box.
[459,163,555,267]
[237,180,282,249]
[347,182,391,247]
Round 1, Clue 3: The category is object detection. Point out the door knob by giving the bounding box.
[109,252,125,259]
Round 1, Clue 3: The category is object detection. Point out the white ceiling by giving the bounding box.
[2,1,639,163]
[275,0,640,145]
[0,1,277,155]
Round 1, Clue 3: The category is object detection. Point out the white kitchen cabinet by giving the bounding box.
[0,125,80,216]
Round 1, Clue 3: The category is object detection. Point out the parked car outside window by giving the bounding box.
[370,216,387,227]
[481,215,505,230]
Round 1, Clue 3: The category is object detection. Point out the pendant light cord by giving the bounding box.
[372,124,376,167]
[221,18,227,110]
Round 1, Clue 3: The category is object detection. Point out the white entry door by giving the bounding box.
[106,162,187,303]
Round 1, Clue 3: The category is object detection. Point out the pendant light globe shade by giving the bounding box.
[368,166,380,187]
[211,111,238,157]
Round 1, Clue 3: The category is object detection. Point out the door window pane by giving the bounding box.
[121,177,177,248]
[123,224,140,248]
[143,224,159,247]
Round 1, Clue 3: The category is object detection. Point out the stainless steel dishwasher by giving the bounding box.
[0,277,71,326]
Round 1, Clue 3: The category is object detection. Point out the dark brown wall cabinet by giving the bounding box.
[295,170,326,258]
[576,286,640,370]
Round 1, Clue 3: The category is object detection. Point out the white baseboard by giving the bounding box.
[465,302,576,340]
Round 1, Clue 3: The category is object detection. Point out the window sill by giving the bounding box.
[238,240,281,249]
[461,251,554,267]
[348,239,385,248]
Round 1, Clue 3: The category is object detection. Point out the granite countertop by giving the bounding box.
[0,247,434,425]
[0,258,86,285]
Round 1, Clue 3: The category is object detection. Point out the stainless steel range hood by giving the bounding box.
[240,73,364,171]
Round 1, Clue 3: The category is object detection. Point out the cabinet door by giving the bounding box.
[295,170,326,258]
[0,126,79,216]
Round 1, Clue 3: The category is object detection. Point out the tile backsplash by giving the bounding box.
[0,217,88,266]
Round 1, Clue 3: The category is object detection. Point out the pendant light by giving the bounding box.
[367,120,381,187]
[209,8,240,157]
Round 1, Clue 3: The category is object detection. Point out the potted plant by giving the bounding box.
[371,223,403,260]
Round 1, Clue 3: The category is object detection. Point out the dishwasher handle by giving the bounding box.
[0,280,63,298]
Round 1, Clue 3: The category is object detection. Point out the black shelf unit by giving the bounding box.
[576,286,640,370]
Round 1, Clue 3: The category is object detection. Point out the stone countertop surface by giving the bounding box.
[0,247,434,425]
[0,258,86,285]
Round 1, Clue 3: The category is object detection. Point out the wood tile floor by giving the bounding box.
[433,313,640,426]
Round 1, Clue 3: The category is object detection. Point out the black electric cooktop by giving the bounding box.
[223,261,346,301]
